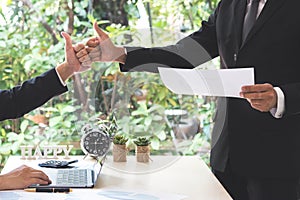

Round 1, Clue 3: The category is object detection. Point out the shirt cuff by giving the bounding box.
[124,47,127,55]
[55,67,67,87]
[270,87,285,118]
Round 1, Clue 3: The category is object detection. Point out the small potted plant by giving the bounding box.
[112,135,128,162]
[134,137,151,163]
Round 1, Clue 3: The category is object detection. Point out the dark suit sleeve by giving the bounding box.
[0,68,68,121]
[280,84,300,116]
[120,3,220,73]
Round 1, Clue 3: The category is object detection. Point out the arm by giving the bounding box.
[0,68,67,121]
[80,4,220,73]
[0,32,83,121]
[120,9,220,73]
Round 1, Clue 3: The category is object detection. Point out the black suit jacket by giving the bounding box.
[0,68,67,121]
[120,0,300,178]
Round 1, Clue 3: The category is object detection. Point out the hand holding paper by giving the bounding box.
[240,83,278,112]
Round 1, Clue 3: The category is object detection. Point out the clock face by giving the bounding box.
[81,129,111,157]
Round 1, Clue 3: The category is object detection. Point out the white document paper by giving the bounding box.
[158,67,255,98]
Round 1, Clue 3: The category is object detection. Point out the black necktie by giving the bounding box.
[242,0,260,43]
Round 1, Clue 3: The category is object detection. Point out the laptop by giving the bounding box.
[29,157,104,188]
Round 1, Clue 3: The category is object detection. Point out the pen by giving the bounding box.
[24,188,72,193]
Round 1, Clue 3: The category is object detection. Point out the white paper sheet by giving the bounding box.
[158,67,254,98]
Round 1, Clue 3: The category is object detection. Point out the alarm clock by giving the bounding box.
[80,125,111,158]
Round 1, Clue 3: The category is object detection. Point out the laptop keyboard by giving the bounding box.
[56,169,88,186]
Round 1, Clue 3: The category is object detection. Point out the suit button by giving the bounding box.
[234,53,237,62]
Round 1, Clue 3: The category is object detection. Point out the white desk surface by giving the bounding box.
[1,156,232,200]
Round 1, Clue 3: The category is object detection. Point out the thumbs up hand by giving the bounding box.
[75,21,127,68]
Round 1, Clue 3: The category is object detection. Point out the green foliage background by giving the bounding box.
[0,0,220,167]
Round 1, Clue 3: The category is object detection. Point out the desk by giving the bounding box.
[1,156,232,200]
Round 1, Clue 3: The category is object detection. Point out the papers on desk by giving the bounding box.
[0,189,187,200]
[158,67,255,98]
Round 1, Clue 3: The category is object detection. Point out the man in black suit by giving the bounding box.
[79,0,300,199]
[0,32,89,190]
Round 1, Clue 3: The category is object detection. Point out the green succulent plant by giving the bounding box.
[113,135,128,145]
[133,137,151,146]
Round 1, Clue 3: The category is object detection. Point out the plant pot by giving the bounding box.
[135,145,150,163]
[112,144,127,162]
